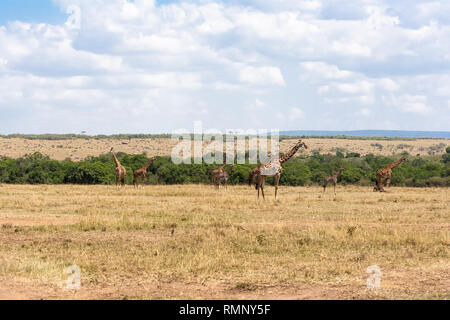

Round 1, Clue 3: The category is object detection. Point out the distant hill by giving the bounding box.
[279,130,450,139]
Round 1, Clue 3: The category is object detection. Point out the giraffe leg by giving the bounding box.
[274,173,280,200]
[260,177,265,200]
[257,176,265,199]
[376,179,383,192]
[257,183,260,199]
[373,178,380,192]
[334,183,336,195]
[385,176,391,188]
[216,177,221,189]
[257,176,261,199]
[380,176,386,191]
[375,173,385,192]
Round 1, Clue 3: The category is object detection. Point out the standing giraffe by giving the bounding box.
[373,156,408,192]
[323,168,346,195]
[210,163,226,185]
[110,147,126,187]
[133,157,158,188]
[256,139,308,200]
[216,165,234,189]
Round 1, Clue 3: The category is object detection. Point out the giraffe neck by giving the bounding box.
[142,159,156,171]
[279,144,301,164]
[388,159,404,169]
[111,152,121,168]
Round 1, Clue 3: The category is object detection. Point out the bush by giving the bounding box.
[346,152,360,158]
[340,167,364,184]
[0,151,448,188]
[65,162,113,184]
[442,153,450,164]
[390,172,406,186]
[411,158,426,167]
[427,176,446,187]
[280,163,311,186]
[311,169,327,184]
[336,150,345,158]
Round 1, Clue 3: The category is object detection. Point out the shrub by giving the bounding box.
[280,163,311,186]
[64,162,112,184]
[346,152,360,158]
[442,153,450,164]
[311,169,327,184]
[0,151,448,188]
[340,167,365,184]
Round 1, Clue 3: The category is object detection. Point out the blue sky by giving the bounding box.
[0,0,449,134]
[0,0,64,25]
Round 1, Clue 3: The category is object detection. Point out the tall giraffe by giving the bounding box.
[110,147,126,187]
[210,163,226,185]
[133,156,158,187]
[216,164,235,189]
[323,168,345,195]
[256,139,308,200]
[373,156,408,192]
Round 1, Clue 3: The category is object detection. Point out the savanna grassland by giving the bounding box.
[0,137,448,161]
[0,184,448,300]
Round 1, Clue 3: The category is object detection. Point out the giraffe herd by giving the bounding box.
[110,139,409,198]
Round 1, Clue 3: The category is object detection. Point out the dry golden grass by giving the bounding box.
[0,184,448,300]
[0,137,447,160]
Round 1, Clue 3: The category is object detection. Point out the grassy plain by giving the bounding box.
[0,137,448,160]
[0,184,448,299]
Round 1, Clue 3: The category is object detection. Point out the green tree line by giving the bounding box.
[0,148,449,187]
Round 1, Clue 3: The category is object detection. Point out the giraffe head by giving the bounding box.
[110,147,114,153]
[296,139,308,149]
[338,167,345,173]
[152,156,158,161]
[400,156,408,162]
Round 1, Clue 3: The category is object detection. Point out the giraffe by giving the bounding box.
[110,147,126,187]
[256,139,308,200]
[373,156,408,192]
[216,164,235,189]
[210,163,226,185]
[133,156,158,188]
[322,168,346,195]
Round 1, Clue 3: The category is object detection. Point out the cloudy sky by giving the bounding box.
[0,0,449,134]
